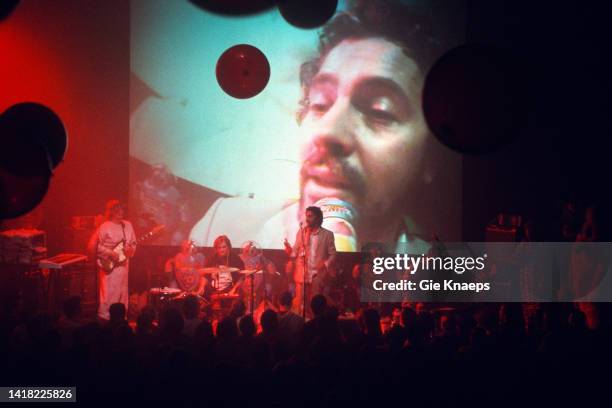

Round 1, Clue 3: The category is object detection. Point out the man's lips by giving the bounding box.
[303,179,355,205]
[303,166,351,189]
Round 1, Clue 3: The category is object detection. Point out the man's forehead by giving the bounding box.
[317,37,421,92]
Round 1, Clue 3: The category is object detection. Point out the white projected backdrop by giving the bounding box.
[130,0,340,199]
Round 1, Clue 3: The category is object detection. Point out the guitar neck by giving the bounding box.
[133,225,165,245]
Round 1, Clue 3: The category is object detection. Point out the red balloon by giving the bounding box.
[216,44,270,99]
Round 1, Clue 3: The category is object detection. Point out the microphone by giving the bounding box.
[313,197,359,252]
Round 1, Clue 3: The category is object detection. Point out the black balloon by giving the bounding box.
[0,102,67,219]
[189,0,275,16]
[1,102,67,172]
[0,0,19,22]
[278,0,337,29]
[0,167,49,220]
[422,44,527,155]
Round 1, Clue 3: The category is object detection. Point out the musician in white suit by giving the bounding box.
[88,200,137,320]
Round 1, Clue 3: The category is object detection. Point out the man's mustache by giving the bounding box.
[300,148,366,195]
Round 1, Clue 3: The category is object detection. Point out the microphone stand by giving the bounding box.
[250,270,255,315]
[301,224,308,320]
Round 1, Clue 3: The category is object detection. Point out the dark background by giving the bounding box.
[462,1,612,240]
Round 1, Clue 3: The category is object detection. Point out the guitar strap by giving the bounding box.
[120,221,126,244]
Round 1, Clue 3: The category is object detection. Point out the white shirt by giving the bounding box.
[215,267,233,291]
[307,230,320,277]
[96,220,136,263]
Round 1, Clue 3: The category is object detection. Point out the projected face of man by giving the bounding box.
[299,37,428,240]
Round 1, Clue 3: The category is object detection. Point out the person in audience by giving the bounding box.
[158,307,185,345]
[57,296,83,350]
[302,294,328,346]
[194,320,216,365]
[573,204,608,328]
[108,302,130,332]
[229,300,247,321]
[359,308,384,351]
[277,291,304,337]
[181,295,202,338]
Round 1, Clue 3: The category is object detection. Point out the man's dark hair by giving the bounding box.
[230,300,246,319]
[239,314,256,337]
[361,308,382,336]
[260,309,279,333]
[136,308,154,333]
[298,0,447,123]
[279,291,293,308]
[109,303,126,321]
[216,316,239,342]
[361,242,385,262]
[160,307,184,336]
[310,294,327,317]
[306,206,324,227]
[182,295,200,319]
[213,235,232,251]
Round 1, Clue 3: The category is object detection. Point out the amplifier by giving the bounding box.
[38,263,97,317]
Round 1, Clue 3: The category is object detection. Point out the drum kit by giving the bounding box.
[149,266,263,318]
[148,287,184,316]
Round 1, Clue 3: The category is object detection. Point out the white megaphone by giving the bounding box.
[313,197,359,252]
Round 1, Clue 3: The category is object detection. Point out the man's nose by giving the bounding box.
[310,98,357,158]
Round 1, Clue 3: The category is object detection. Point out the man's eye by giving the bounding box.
[354,96,400,125]
[366,108,398,124]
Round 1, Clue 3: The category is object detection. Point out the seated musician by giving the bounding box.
[239,241,277,309]
[203,235,244,297]
[165,239,207,295]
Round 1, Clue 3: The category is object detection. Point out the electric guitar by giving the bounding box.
[97,224,165,272]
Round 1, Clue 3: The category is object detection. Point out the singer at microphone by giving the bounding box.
[285,205,336,318]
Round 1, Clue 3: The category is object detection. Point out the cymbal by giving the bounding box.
[238,269,263,275]
[149,287,182,295]
[198,267,239,275]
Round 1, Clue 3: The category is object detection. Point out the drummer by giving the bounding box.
[203,235,244,295]
[165,239,207,295]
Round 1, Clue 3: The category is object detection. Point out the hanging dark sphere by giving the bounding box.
[0,102,67,219]
[278,0,337,29]
[422,44,527,155]
[0,102,67,173]
[0,0,19,22]
[189,0,276,16]
[216,44,271,99]
[0,167,49,220]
